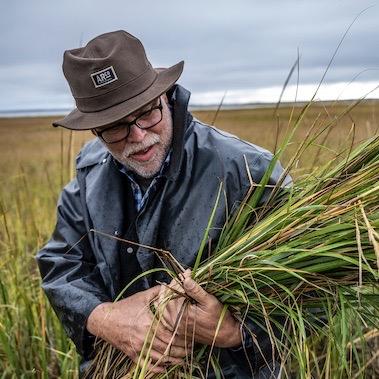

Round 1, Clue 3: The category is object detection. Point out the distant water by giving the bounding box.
[0,109,72,118]
[0,103,272,118]
[1,99,376,118]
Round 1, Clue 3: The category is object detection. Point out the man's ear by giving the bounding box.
[162,93,169,104]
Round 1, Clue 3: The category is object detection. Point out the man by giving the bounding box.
[37,30,287,378]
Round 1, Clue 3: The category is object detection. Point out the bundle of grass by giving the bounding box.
[191,134,379,378]
[84,121,378,379]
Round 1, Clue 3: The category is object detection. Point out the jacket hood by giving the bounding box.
[164,84,192,181]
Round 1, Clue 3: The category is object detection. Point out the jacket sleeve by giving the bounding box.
[225,316,283,376]
[36,177,111,357]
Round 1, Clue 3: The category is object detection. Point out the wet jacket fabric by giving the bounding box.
[36,85,286,378]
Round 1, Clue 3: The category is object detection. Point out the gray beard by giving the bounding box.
[111,129,172,179]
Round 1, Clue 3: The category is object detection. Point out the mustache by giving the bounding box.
[123,133,160,157]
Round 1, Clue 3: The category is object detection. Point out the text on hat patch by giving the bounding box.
[91,66,118,88]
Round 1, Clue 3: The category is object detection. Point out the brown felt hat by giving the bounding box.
[53,30,184,130]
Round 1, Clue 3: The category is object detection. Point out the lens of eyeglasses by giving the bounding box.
[101,106,162,143]
[135,108,162,128]
[101,124,129,144]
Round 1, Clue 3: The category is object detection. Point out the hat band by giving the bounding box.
[75,68,158,113]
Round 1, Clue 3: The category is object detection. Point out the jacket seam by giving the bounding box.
[193,119,270,172]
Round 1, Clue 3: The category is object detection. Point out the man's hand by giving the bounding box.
[86,286,189,373]
[160,271,243,348]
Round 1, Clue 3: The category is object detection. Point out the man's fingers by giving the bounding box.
[146,285,162,303]
[139,358,166,374]
[153,326,190,355]
[147,364,166,374]
[161,297,187,329]
[147,349,184,366]
[156,339,189,358]
[168,276,185,292]
[183,277,209,304]
[129,352,165,374]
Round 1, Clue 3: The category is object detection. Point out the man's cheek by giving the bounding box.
[108,144,126,158]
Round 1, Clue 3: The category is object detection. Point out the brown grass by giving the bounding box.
[0,100,377,377]
[0,100,377,179]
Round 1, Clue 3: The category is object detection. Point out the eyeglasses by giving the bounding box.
[93,97,163,144]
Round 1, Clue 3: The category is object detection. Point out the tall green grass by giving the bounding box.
[0,136,79,378]
[0,101,377,377]
[86,106,379,378]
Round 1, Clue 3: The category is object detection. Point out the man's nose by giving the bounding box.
[127,124,147,143]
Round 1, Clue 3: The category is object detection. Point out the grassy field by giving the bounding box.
[0,100,378,378]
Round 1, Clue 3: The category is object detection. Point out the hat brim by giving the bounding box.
[53,61,184,130]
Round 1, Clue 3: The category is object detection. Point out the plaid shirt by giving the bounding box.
[118,151,172,213]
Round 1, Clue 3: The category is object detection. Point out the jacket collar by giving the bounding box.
[76,138,109,169]
[165,84,192,182]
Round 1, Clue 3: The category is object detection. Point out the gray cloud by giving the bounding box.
[1,0,378,110]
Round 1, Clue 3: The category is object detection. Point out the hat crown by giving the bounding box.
[53,29,184,130]
[63,30,155,111]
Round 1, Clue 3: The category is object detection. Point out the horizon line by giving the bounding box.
[1,98,378,119]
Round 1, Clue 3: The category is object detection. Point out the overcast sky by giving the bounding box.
[1,0,379,112]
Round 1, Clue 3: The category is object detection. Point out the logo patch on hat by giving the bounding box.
[91,66,118,88]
